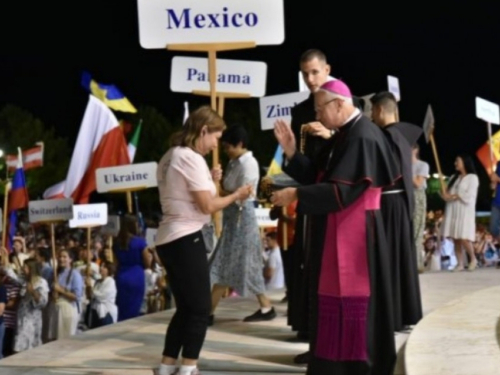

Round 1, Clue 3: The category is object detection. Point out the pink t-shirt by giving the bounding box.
[155,146,216,245]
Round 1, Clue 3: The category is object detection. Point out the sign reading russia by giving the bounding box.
[171,56,267,97]
[69,203,108,228]
[96,162,158,193]
[137,0,285,48]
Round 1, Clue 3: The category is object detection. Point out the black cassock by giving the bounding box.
[288,94,329,335]
[287,93,365,335]
[381,122,423,331]
[284,113,398,375]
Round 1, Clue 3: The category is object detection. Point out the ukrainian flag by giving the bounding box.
[81,71,137,113]
[267,145,283,176]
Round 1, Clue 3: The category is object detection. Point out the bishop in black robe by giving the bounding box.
[288,92,365,337]
[272,80,398,375]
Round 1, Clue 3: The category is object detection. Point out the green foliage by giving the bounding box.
[119,105,176,214]
[0,104,70,198]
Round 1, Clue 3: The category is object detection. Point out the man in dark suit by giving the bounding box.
[287,49,333,364]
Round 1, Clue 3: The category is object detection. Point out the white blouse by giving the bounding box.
[90,276,118,323]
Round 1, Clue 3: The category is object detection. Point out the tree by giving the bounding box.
[0,104,70,198]
[114,105,176,215]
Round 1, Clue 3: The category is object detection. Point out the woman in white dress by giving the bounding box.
[440,154,479,271]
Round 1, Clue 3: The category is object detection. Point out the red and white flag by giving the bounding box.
[43,95,130,203]
[6,142,44,172]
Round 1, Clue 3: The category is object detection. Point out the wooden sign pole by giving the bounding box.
[108,236,114,263]
[107,186,147,214]
[429,133,446,194]
[487,122,494,173]
[281,207,288,250]
[50,223,57,282]
[86,227,92,279]
[167,42,256,237]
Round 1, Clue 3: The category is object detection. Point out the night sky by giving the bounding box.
[2,2,500,208]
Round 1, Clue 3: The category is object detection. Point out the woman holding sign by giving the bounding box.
[154,106,252,375]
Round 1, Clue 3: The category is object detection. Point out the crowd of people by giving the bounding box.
[0,216,170,359]
[2,47,499,375]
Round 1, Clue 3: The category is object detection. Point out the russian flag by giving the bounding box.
[7,148,29,251]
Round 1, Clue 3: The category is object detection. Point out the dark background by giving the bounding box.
[1,1,499,210]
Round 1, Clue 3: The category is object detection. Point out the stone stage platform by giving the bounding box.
[1,268,499,375]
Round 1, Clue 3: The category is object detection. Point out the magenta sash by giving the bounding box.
[315,187,381,361]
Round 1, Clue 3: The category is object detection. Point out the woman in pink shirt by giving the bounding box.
[154,106,252,375]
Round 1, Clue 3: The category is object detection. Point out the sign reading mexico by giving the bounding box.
[171,56,267,97]
[29,198,73,223]
[259,91,309,130]
[96,162,158,193]
[69,203,108,228]
[137,0,285,48]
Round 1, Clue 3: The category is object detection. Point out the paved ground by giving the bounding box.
[1,267,499,375]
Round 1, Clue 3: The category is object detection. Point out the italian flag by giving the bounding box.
[127,120,142,163]
[43,95,130,203]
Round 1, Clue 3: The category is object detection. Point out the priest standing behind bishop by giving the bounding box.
[370,91,423,332]
[271,80,398,375]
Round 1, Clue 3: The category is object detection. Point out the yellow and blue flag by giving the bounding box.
[81,71,137,113]
[267,145,283,176]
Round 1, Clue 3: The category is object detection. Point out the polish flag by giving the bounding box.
[6,142,44,172]
[43,95,130,203]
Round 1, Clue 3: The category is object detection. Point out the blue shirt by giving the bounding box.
[48,267,84,308]
[0,284,7,325]
[494,161,500,207]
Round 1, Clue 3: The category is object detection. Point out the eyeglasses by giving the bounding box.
[314,98,338,112]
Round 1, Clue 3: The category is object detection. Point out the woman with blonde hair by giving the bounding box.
[154,105,253,375]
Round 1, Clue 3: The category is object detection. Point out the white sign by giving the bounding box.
[387,75,400,101]
[137,0,285,49]
[360,93,375,118]
[145,228,158,248]
[69,204,108,228]
[255,208,277,227]
[171,56,267,97]
[96,162,158,193]
[101,215,120,237]
[28,199,73,223]
[423,104,435,143]
[298,73,336,92]
[259,91,310,130]
[475,97,500,125]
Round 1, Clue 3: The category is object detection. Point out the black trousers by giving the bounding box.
[157,230,211,360]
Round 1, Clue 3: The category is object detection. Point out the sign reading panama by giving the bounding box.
[137,0,285,48]
[170,56,267,97]
[28,198,74,223]
[96,162,158,192]
[69,203,108,228]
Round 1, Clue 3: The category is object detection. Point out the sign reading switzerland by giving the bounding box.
[137,0,285,48]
